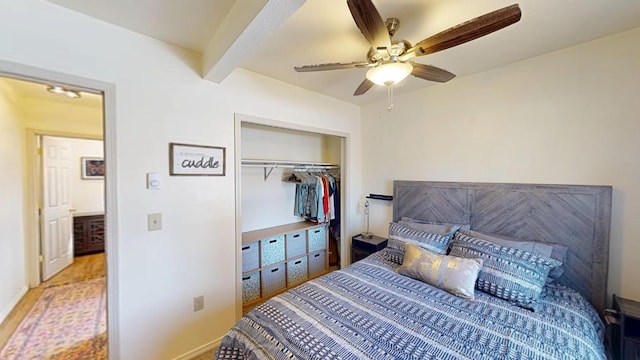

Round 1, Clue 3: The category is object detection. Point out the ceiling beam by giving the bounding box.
[202,0,306,83]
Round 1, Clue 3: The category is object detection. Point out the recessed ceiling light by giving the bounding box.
[46,85,81,99]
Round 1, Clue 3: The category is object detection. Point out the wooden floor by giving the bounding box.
[191,349,216,360]
[0,252,106,352]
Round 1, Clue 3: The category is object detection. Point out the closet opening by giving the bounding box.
[234,114,349,318]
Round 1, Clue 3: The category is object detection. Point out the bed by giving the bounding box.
[216,181,612,359]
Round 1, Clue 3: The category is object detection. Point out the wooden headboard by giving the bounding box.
[393,181,612,313]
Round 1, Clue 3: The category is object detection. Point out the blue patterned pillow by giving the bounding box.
[449,232,562,311]
[384,222,456,264]
[461,229,567,280]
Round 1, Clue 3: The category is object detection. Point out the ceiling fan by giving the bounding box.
[294,1,522,96]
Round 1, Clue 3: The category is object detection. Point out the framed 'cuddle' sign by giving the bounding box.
[169,143,226,176]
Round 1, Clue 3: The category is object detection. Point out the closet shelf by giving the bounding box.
[241,159,339,181]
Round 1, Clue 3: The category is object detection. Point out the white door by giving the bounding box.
[41,136,74,281]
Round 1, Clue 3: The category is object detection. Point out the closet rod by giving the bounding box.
[241,159,339,181]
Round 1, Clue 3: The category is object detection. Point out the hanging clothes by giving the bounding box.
[327,172,340,266]
[292,171,336,224]
[329,176,340,232]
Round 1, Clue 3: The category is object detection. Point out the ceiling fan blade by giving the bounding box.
[354,79,374,96]
[410,63,455,83]
[347,0,391,50]
[294,61,370,72]
[405,4,521,58]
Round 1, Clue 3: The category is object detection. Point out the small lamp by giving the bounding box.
[361,199,372,238]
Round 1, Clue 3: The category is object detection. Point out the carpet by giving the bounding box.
[0,277,107,360]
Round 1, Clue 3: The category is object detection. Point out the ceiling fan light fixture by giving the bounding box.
[366,61,413,86]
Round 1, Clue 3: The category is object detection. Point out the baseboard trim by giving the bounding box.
[171,337,222,360]
[0,285,28,325]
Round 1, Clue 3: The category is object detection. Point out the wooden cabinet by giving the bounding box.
[73,214,105,256]
[612,295,640,360]
[351,234,387,263]
[241,221,328,311]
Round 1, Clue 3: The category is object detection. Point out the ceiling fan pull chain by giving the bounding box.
[387,83,394,111]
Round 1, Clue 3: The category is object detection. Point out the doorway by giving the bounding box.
[38,135,105,281]
[0,68,115,358]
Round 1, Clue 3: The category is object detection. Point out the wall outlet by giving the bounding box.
[147,213,162,231]
[193,295,204,312]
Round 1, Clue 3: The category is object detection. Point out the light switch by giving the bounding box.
[148,213,162,231]
[147,172,161,190]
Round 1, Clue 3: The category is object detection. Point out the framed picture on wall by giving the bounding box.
[169,143,226,176]
[81,157,105,179]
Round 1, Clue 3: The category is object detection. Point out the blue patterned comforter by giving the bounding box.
[216,252,606,360]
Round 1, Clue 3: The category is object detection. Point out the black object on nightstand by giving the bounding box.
[351,234,387,263]
[612,294,640,360]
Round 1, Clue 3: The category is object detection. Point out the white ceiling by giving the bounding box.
[47,0,237,52]
[30,0,640,105]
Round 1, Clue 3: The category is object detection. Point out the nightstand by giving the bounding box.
[351,234,387,263]
[612,294,640,360]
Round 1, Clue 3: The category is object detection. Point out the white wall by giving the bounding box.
[0,79,27,324]
[361,28,640,301]
[0,2,361,359]
[68,138,104,215]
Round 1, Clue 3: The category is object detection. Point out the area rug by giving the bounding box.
[0,277,106,360]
